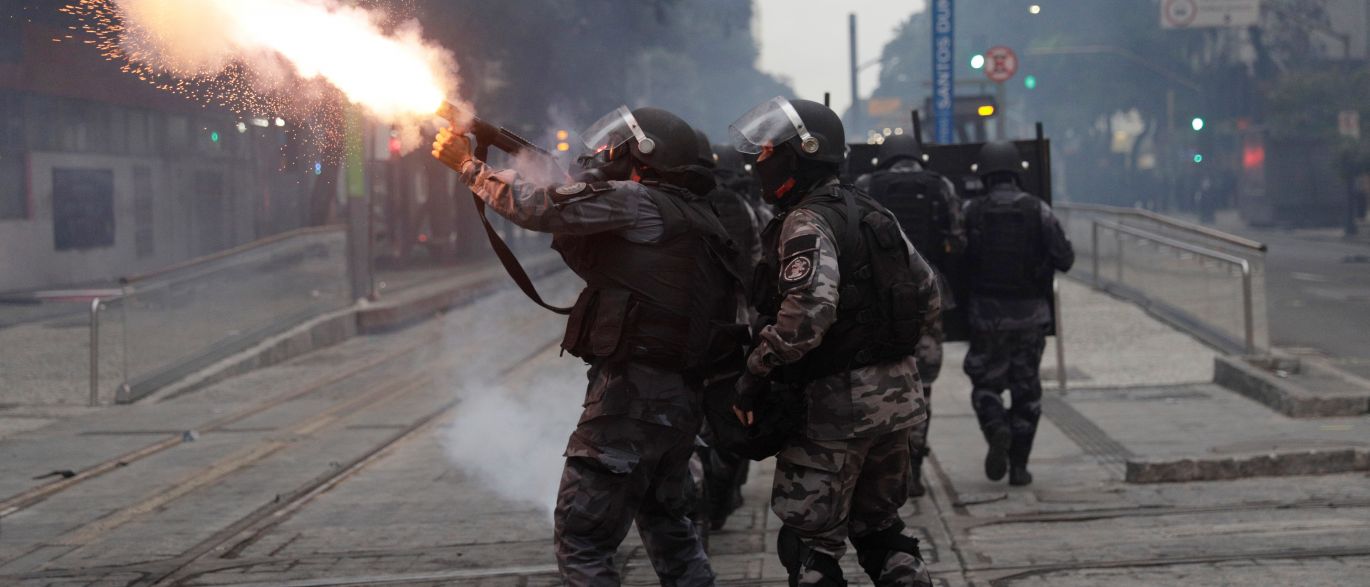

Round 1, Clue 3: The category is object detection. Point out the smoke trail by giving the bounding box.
[66,0,465,151]
[438,273,584,519]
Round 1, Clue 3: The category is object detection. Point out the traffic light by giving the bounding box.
[977,105,996,117]
[210,131,220,143]
[1193,153,1204,164]
[1024,75,1037,90]
[970,54,985,69]
[1191,117,1205,132]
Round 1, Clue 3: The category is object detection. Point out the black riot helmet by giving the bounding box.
[876,134,925,170]
[730,97,846,166]
[693,129,717,169]
[579,106,701,175]
[973,140,1028,179]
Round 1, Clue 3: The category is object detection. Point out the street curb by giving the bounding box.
[140,254,567,403]
[1125,448,1370,483]
[356,255,565,335]
[1213,355,1370,418]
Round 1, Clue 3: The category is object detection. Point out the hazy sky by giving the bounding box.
[755,0,926,120]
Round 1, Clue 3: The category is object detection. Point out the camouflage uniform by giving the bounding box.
[962,185,1074,472]
[457,159,718,586]
[856,161,964,489]
[749,182,937,586]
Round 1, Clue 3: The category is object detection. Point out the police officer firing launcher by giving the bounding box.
[730,97,937,587]
[855,133,965,498]
[962,141,1075,488]
[433,106,738,586]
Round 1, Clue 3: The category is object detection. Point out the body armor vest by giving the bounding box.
[754,186,924,383]
[965,189,1047,298]
[866,169,951,272]
[554,183,740,373]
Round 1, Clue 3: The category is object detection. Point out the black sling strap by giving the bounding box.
[471,142,571,315]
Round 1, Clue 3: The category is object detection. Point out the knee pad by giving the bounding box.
[777,526,847,586]
[851,521,923,581]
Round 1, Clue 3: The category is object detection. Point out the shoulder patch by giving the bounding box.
[781,255,814,284]
[555,182,587,196]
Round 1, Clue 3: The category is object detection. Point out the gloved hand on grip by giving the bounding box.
[432,128,473,171]
[732,372,768,427]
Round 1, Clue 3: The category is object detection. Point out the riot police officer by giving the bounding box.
[856,134,964,498]
[730,97,936,587]
[962,141,1074,487]
[433,106,737,586]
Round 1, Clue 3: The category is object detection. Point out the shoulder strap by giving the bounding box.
[472,195,572,315]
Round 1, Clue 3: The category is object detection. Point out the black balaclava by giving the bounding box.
[756,144,837,208]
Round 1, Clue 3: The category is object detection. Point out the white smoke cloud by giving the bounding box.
[438,273,584,519]
[110,0,461,124]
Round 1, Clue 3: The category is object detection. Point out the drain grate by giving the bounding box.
[1042,393,1133,475]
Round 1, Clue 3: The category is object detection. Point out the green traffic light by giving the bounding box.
[1024,75,1037,90]
[211,131,220,143]
[1191,117,1205,132]
[971,54,985,69]
[1193,153,1204,164]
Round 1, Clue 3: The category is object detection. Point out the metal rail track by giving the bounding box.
[0,324,447,520]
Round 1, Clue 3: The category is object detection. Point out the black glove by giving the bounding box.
[733,372,768,426]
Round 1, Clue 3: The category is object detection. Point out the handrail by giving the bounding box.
[120,224,346,285]
[1058,202,1267,253]
[1092,219,1255,353]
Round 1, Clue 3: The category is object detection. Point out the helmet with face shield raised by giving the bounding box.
[729,96,845,166]
[578,106,700,175]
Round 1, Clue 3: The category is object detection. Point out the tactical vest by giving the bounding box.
[554,182,741,373]
[866,169,951,272]
[965,189,1047,298]
[754,186,924,383]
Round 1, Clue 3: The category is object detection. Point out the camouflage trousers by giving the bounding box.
[554,416,715,587]
[907,383,932,462]
[964,328,1047,466]
[772,429,931,586]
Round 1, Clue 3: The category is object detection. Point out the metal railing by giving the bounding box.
[84,225,351,404]
[1092,220,1256,353]
[1058,203,1268,355]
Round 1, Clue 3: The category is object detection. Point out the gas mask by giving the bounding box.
[571,148,634,183]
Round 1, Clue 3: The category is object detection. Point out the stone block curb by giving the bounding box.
[1125,448,1370,483]
[1214,355,1370,418]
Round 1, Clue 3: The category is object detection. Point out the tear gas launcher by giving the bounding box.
[434,101,571,316]
[437,101,551,162]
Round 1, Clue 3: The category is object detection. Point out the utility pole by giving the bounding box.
[849,13,861,138]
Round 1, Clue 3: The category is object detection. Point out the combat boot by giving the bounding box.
[1009,465,1033,486]
[983,426,1010,482]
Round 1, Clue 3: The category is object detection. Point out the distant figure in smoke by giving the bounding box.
[434,106,739,586]
[961,141,1074,488]
[856,134,964,498]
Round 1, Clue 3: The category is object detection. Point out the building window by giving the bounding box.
[0,152,26,220]
[133,165,154,257]
[52,168,115,250]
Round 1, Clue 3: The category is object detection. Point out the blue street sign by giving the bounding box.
[932,0,955,144]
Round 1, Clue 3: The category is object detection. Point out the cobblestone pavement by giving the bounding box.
[2,276,1368,586]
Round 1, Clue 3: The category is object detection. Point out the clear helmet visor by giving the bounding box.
[728,96,818,155]
[579,105,655,156]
